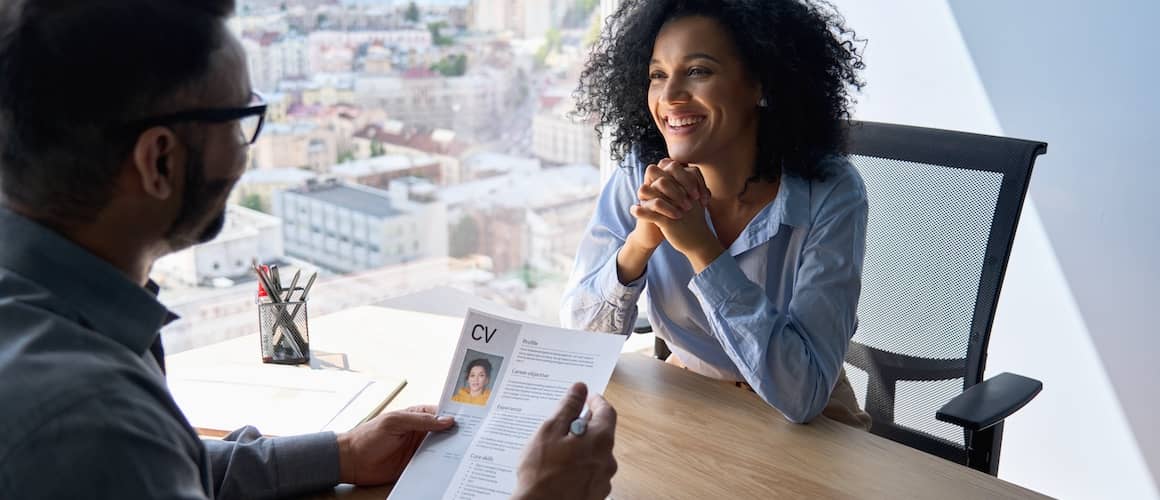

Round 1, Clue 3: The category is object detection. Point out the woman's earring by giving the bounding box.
[758,97,768,108]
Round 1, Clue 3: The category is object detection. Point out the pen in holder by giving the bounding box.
[259,299,310,364]
[254,263,316,365]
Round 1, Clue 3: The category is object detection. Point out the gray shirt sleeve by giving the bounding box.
[0,391,341,500]
[205,427,341,500]
[0,393,207,499]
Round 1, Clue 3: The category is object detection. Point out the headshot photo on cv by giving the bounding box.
[451,349,503,407]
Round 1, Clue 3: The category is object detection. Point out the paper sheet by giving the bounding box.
[168,364,404,437]
[388,309,624,500]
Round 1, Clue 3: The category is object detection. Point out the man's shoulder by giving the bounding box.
[0,281,192,462]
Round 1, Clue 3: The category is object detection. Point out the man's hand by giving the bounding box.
[514,383,618,500]
[336,405,455,485]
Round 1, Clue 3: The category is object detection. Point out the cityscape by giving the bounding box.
[156,0,608,353]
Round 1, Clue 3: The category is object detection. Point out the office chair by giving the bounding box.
[644,121,1047,475]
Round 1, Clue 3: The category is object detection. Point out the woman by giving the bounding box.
[562,0,870,427]
[451,358,493,406]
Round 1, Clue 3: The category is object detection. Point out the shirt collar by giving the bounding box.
[727,172,811,256]
[0,207,177,355]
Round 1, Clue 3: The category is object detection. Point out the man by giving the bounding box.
[0,1,618,498]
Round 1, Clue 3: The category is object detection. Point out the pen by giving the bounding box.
[284,269,301,302]
[287,272,317,321]
[272,269,316,352]
[254,266,297,351]
[570,407,591,436]
[270,265,282,297]
[254,264,306,357]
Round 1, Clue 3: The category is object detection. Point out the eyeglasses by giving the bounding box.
[131,91,268,145]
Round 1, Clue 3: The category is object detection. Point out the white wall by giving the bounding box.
[830,0,1158,497]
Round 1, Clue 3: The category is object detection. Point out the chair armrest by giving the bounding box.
[936,372,1042,431]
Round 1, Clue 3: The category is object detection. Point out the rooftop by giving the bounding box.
[332,154,439,177]
[291,183,402,217]
[353,122,475,157]
[239,167,318,185]
[440,164,600,209]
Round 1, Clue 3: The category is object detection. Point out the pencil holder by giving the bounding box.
[259,299,310,365]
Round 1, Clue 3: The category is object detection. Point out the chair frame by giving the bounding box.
[843,121,1047,474]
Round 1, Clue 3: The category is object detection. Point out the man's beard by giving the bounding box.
[165,149,235,251]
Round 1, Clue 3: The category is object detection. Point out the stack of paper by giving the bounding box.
[167,364,405,437]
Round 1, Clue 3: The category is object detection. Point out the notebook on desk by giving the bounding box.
[167,364,406,438]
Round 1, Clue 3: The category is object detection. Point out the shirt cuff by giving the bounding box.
[599,247,646,304]
[688,251,745,310]
[271,431,340,495]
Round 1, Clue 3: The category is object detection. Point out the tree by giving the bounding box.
[337,150,355,164]
[405,2,420,23]
[584,13,601,47]
[427,22,455,46]
[449,216,480,258]
[430,54,467,77]
[240,193,264,213]
[534,28,562,69]
[370,139,386,157]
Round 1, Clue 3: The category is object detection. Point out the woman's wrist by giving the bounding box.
[687,240,726,274]
[616,232,655,284]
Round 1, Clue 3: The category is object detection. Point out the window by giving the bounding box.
[160,1,608,350]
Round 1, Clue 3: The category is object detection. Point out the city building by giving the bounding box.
[264,92,291,123]
[532,94,600,166]
[228,167,318,213]
[460,151,541,181]
[241,32,309,92]
[352,120,477,185]
[251,122,338,172]
[152,205,285,288]
[362,44,395,75]
[278,73,357,107]
[441,164,600,275]
[276,180,448,274]
[307,30,432,72]
[518,0,567,39]
[331,154,442,189]
[467,0,505,34]
[354,71,506,138]
[468,0,566,39]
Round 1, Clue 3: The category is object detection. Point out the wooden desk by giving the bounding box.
[169,299,1047,499]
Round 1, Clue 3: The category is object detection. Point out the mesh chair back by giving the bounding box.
[842,121,1046,471]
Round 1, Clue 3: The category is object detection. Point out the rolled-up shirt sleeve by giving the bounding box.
[689,171,868,423]
[560,162,647,335]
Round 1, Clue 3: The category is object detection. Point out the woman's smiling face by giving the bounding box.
[647,15,762,164]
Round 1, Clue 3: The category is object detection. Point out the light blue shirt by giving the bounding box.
[562,154,868,423]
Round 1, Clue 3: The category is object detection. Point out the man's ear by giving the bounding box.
[131,127,185,200]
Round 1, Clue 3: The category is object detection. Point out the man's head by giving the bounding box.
[0,0,256,253]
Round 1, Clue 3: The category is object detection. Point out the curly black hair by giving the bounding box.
[575,0,864,182]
